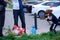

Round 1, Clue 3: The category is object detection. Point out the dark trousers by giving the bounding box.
[50,23,58,33]
[0,11,5,36]
[13,10,26,29]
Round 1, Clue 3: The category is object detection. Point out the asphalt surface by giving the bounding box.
[3,10,60,35]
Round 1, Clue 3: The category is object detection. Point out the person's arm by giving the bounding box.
[4,0,12,5]
[47,19,51,21]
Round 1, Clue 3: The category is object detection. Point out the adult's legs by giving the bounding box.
[18,10,26,33]
[18,11,26,29]
[13,10,19,26]
[0,13,5,36]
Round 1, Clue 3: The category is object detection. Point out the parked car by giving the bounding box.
[23,1,43,13]
[32,1,60,24]
[32,1,60,20]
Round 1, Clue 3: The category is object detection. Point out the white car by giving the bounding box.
[23,1,43,13]
[32,1,60,20]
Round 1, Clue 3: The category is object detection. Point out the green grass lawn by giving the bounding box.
[0,31,60,40]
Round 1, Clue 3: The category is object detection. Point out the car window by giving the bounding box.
[24,2,42,5]
[53,2,60,7]
[42,2,53,6]
[42,2,60,7]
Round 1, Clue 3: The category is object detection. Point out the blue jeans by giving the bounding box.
[13,10,26,29]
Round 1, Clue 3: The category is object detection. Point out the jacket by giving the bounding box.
[47,13,58,24]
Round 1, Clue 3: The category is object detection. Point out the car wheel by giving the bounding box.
[38,11,45,19]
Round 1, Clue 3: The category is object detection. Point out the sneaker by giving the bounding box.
[23,28,26,34]
[53,29,57,34]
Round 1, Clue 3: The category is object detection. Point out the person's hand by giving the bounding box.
[8,2,13,5]
[47,19,50,21]
[4,0,12,5]
[45,16,50,21]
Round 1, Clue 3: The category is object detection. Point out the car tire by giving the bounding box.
[38,11,45,19]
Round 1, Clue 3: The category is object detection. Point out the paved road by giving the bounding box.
[4,10,60,35]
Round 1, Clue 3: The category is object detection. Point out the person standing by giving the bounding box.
[12,0,26,33]
[0,0,7,37]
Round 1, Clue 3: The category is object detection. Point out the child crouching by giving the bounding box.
[45,9,58,34]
